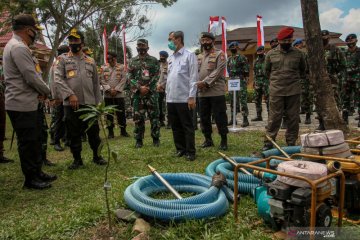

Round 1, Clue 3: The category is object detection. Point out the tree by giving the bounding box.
[300,0,347,132]
[1,0,177,79]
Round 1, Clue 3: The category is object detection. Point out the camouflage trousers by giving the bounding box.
[343,79,360,114]
[133,93,160,140]
[229,79,248,116]
[253,77,269,114]
[300,78,313,114]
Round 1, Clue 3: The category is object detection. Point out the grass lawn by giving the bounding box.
[0,115,359,240]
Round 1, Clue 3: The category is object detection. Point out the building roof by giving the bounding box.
[215,25,345,51]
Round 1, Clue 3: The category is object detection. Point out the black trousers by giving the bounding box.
[104,98,126,130]
[199,95,228,137]
[158,92,166,122]
[7,110,42,179]
[64,106,101,159]
[167,103,195,155]
[51,103,65,144]
[38,104,48,160]
[0,94,6,157]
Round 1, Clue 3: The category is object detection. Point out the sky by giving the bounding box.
[126,0,360,57]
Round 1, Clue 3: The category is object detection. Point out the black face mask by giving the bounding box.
[230,49,237,54]
[137,48,148,55]
[347,43,356,48]
[69,43,82,53]
[322,39,329,46]
[280,43,291,51]
[159,58,166,62]
[258,54,264,58]
[201,43,213,51]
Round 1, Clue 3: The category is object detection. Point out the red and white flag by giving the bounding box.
[109,25,118,39]
[256,15,265,47]
[121,24,127,71]
[208,16,220,33]
[221,16,229,77]
[102,26,108,65]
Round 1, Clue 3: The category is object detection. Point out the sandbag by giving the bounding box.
[300,130,344,148]
[277,160,328,188]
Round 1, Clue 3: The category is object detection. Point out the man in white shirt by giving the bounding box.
[166,31,198,161]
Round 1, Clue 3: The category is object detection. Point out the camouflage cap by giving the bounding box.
[200,32,215,40]
[137,39,148,45]
[345,33,357,42]
[12,14,43,30]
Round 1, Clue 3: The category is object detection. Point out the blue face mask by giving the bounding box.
[168,41,176,51]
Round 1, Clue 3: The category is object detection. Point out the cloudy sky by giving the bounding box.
[127,0,360,57]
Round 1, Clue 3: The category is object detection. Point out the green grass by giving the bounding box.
[0,115,358,239]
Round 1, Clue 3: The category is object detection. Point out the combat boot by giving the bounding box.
[108,129,114,139]
[251,112,263,121]
[120,127,130,137]
[219,134,228,151]
[342,111,349,125]
[262,142,274,151]
[201,135,214,148]
[316,118,325,131]
[68,158,83,170]
[241,116,249,127]
[305,113,311,124]
[135,139,143,148]
[93,156,107,165]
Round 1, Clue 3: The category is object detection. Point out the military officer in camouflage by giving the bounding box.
[100,51,130,138]
[54,28,106,169]
[197,32,228,150]
[343,33,360,126]
[252,45,269,121]
[127,39,160,148]
[263,27,306,151]
[293,39,312,124]
[318,30,346,130]
[227,41,250,127]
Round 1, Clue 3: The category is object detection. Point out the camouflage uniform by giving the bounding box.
[227,53,249,118]
[253,55,269,116]
[127,52,160,142]
[343,46,360,122]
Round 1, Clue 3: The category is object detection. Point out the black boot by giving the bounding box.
[120,128,130,137]
[262,142,274,151]
[219,134,228,151]
[317,117,325,131]
[305,113,311,124]
[241,116,249,127]
[251,112,263,121]
[38,171,57,182]
[68,158,83,170]
[135,139,143,148]
[93,156,107,165]
[201,136,214,148]
[108,129,114,139]
[23,177,52,190]
[54,143,64,151]
[153,138,160,147]
[343,111,349,125]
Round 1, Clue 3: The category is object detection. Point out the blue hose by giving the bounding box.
[205,157,265,195]
[262,146,301,168]
[124,173,234,221]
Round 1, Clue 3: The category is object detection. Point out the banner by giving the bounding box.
[221,16,229,77]
[208,16,220,33]
[121,24,127,71]
[102,27,108,65]
[257,15,264,47]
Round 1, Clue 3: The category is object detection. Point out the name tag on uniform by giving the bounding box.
[228,79,240,91]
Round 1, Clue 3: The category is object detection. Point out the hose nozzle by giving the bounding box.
[327,161,341,173]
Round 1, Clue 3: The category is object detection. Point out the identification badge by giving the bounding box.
[143,69,149,77]
[68,70,75,77]
[35,64,41,73]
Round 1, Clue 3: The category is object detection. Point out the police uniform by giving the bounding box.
[54,29,105,169]
[127,39,160,147]
[4,14,55,188]
[100,62,129,137]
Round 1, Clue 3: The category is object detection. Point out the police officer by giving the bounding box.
[100,51,130,138]
[263,27,306,150]
[54,28,106,169]
[127,39,160,148]
[343,33,360,127]
[4,14,57,189]
[252,45,269,121]
[227,41,250,127]
[156,50,169,128]
[293,39,312,124]
[49,45,69,152]
[317,30,346,130]
[197,32,228,150]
